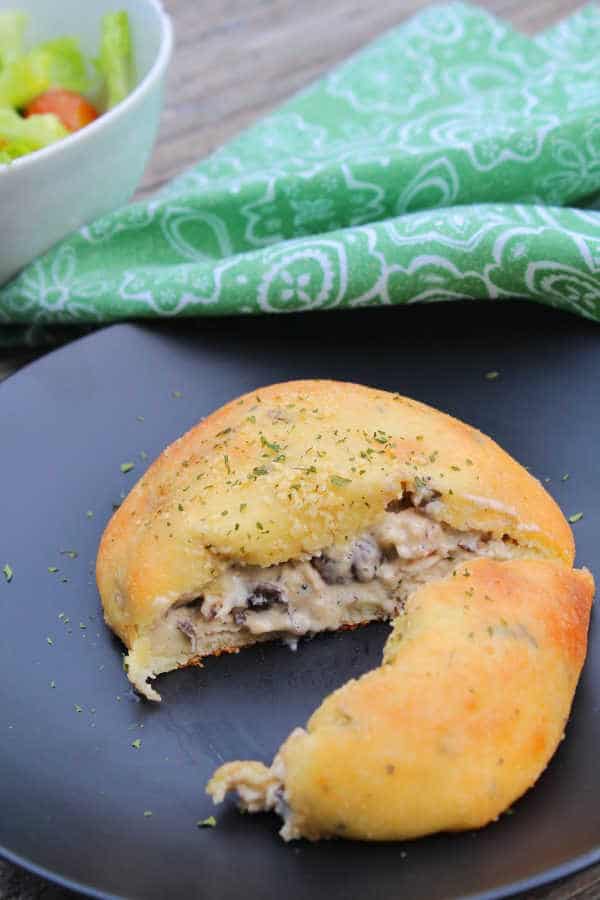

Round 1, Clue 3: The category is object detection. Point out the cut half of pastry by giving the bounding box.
[207,558,593,841]
[97,380,574,701]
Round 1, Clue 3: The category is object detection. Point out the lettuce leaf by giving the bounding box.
[29,37,89,92]
[0,108,68,161]
[0,58,45,108]
[0,10,28,67]
[0,36,89,109]
[0,138,31,163]
[97,11,133,109]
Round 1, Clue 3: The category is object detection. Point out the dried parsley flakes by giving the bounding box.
[261,436,281,453]
[330,475,351,487]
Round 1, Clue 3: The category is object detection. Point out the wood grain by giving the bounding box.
[137,0,586,198]
[1,2,596,899]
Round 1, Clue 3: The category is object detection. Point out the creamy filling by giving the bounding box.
[157,491,521,658]
[206,754,294,838]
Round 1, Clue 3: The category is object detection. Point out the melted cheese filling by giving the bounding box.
[158,497,522,657]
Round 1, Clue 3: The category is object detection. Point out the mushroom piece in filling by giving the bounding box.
[157,491,523,657]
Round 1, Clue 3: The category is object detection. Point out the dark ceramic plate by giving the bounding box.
[1,302,599,900]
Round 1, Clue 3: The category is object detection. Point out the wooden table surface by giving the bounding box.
[2,1,598,898]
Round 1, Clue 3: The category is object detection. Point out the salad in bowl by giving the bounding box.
[0,8,134,163]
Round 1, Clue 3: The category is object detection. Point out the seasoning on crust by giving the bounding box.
[96,380,574,701]
[207,558,594,841]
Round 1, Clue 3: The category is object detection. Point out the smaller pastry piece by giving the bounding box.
[207,559,594,841]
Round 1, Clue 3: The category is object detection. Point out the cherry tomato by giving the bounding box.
[24,89,99,133]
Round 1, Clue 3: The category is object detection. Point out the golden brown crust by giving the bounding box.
[97,380,593,839]
[97,380,573,651]
[222,559,593,841]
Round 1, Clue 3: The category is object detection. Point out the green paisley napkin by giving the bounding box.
[2,2,600,346]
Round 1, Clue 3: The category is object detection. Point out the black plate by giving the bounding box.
[1,302,599,900]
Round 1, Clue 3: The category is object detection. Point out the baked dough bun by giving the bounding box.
[97,380,574,701]
[207,558,593,841]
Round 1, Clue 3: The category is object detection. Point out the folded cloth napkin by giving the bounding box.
[2,1,600,347]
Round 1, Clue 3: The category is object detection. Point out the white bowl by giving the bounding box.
[0,0,173,285]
